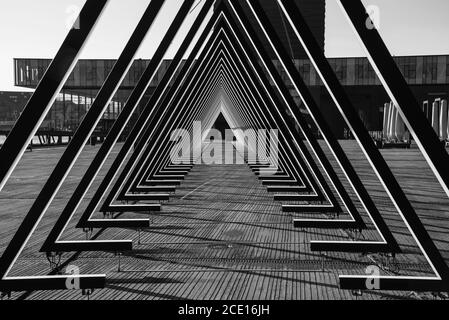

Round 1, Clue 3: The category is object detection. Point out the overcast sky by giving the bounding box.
[0,0,448,91]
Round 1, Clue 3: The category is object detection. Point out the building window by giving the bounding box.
[335,60,347,83]
[410,57,417,79]
[30,59,39,82]
[399,56,417,82]
[134,60,144,83]
[79,62,87,87]
[355,59,364,84]
[446,60,449,83]
[404,63,417,81]
[67,66,75,84]
[95,61,105,86]
[366,62,376,84]
[37,60,46,82]
[104,60,114,79]
[423,56,438,84]
[299,63,310,84]
[354,59,376,84]
[19,61,26,84]
[86,61,96,85]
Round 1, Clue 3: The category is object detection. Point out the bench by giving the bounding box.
[117,193,170,201]
[262,180,300,186]
[253,170,285,176]
[134,186,177,192]
[102,204,161,214]
[0,275,106,293]
[339,276,447,291]
[159,170,190,175]
[49,239,134,253]
[152,174,185,180]
[258,175,293,181]
[274,194,325,202]
[282,204,339,214]
[167,163,194,168]
[143,180,182,186]
[293,219,361,230]
[266,186,308,193]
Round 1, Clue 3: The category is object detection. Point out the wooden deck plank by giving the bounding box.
[0,142,448,299]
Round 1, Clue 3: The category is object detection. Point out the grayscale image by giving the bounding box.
[0,0,448,307]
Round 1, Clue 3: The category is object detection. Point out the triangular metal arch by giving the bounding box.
[275,0,449,290]
[123,49,317,200]
[119,5,378,240]
[223,0,401,260]
[2,0,445,295]
[103,23,324,209]
[107,13,368,245]
[109,33,328,210]
[0,0,188,293]
[99,6,374,238]
[40,0,216,257]
[0,0,108,193]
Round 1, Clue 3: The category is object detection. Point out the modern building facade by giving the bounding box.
[10,54,449,138]
[0,91,33,122]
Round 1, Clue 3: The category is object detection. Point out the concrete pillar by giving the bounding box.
[423,100,429,120]
[432,99,440,136]
[394,105,405,141]
[382,102,390,139]
[388,102,396,141]
[445,99,449,141]
[440,99,448,141]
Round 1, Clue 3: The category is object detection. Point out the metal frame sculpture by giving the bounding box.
[1,0,448,297]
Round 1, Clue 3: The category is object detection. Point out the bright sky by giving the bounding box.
[0,0,448,91]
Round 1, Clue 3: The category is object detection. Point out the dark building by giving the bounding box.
[0,91,33,122]
[216,0,326,59]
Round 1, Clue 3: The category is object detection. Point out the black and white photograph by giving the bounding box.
[0,0,449,310]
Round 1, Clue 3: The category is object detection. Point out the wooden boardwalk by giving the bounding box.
[0,141,448,300]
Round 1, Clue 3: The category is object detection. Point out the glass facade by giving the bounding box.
[446,58,449,84]
[329,59,348,84]
[15,59,172,89]
[0,92,33,122]
[354,58,377,85]
[11,55,449,132]
[26,89,126,130]
[15,56,449,90]
[298,61,311,84]
[14,59,134,130]
[397,56,417,84]
[423,55,438,84]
